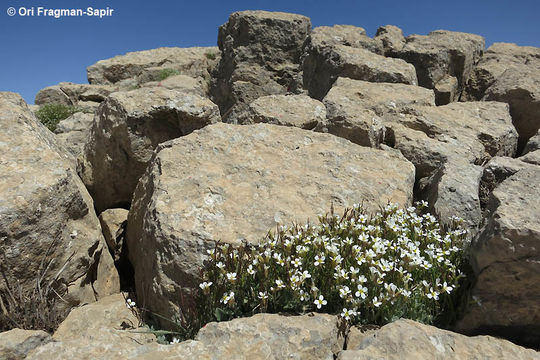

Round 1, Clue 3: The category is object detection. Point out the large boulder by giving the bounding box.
[341,319,539,359]
[396,30,485,104]
[34,82,118,111]
[126,123,415,324]
[53,112,94,157]
[457,167,540,348]
[0,92,118,309]
[212,11,311,121]
[87,46,218,87]
[302,44,417,100]
[78,87,221,212]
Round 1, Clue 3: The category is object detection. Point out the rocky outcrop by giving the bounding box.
[78,87,220,212]
[34,82,118,110]
[395,30,484,105]
[53,112,94,157]
[374,25,405,56]
[342,319,539,359]
[87,46,219,87]
[126,123,415,324]
[457,167,540,348]
[0,92,118,309]
[235,94,325,129]
[141,74,208,96]
[0,329,52,360]
[211,11,311,122]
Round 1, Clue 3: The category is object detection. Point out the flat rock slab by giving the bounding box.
[458,167,540,348]
[0,92,118,308]
[126,123,415,322]
[0,329,51,360]
[342,319,539,360]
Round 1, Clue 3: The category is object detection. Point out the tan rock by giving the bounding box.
[236,94,325,129]
[523,129,540,154]
[341,319,539,359]
[0,92,118,309]
[54,112,94,157]
[0,329,51,360]
[434,74,459,105]
[78,87,221,212]
[308,25,383,55]
[34,82,118,110]
[126,123,415,324]
[98,208,129,262]
[374,25,405,56]
[141,74,208,96]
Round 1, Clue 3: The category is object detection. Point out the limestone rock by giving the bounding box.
[98,208,129,263]
[53,112,94,157]
[236,94,325,129]
[78,87,221,212]
[341,319,539,359]
[303,44,417,100]
[520,150,540,165]
[523,129,540,154]
[457,168,540,348]
[307,25,383,55]
[374,25,405,56]
[141,74,208,96]
[126,123,415,323]
[34,82,118,110]
[434,75,459,105]
[0,329,51,360]
[397,30,484,98]
[212,11,311,121]
[0,92,118,309]
[87,47,218,86]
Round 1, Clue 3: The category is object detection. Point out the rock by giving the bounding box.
[26,293,157,360]
[315,78,435,147]
[374,25,405,56]
[457,167,540,348]
[307,25,384,55]
[397,30,484,96]
[434,74,459,105]
[303,44,418,100]
[78,87,221,212]
[35,82,118,110]
[126,123,415,324]
[520,149,540,166]
[194,313,343,360]
[53,112,94,157]
[236,94,325,129]
[212,11,311,121]
[483,65,540,150]
[98,208,129,263]
[462,42,540,101]
[0,329,51,360]
[0,92,119,309]
[341,319,539,359]
[87,47,218,87]
[141,74,208,96]
[523,129,540,154]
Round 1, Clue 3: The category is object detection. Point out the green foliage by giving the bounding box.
[204,51,218,60]
[196,202,471,329]
[35,103,81,131]
[159,68,180,81]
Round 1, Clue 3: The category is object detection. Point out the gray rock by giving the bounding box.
[523,129,540,154]
[0,92,118,309]
[307,25,384,55]
[78,87,221,212]
[457,168,540,348]
[342,319,539,360]
[98,208,128,262]
[141,74,208,96]
[236,94,325,129]
[434,74,459,105]
[35,82,119,111]
[374,25,405,56]
[126,123,415,324]
[0,329,51,360]
[54,112,94,157]
[520,149,540,166]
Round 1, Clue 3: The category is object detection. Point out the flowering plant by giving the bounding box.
[196,202,470,327]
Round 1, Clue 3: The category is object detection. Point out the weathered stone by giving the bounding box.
[397,30,484,95]
[236,94,325,129]
[212,11,311,121]
[484,65,540,150]
[434,74,459,105]
[34,82,118,110]
[126,123,415,324]
[53,112,94,157]
[341,319,539,359]
[307,25,383,55]
[141,74,208,96]
[0,329,51,360]
[78,87,221,212]
[303,44,418,100]
[374,25,405,56]
[0,92,118,309]
[520,149,540,166]
[457,168,540,348]
[98,208,128,262]
[463,42,540,101]
[87,47,218,86]
[523,129,540,154]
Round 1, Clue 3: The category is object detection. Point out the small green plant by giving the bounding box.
[204,51,218,60]
[158,68,180,81]
[35,103,81,131]
[196,202,470,330]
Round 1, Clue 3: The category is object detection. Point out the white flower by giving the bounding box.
[275,279,286,289]
[226,272,237,282]
[170,337,180,344]
[299,289,310,302]
[258,291,269,300]
[314,295,327,309]
[441,282,453,294]
[339,286,351,299]
[372,296,382,307]
[199,281,213,291]
[216,262,225,270]
[427,288,439,300]
[292,258,302,268]
[355,285,368,299]
[357,275,367,283]
[314,254,325,266]
[350,267,360,276]
[220,291,235,305]
[247,264,256,275]
[126,298,136,308]
[301,270,312,281]
[341,308,357,320]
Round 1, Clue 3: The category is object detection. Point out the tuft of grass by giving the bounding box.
[204,51,218,60]
[35,103,81,132]
[158,68,180,81]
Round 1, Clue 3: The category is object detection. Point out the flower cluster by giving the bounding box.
[197,202,469,326]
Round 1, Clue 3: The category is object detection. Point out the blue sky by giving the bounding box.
[1,0,539,104]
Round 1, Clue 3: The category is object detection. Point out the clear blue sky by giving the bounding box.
[1,0,539,104]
